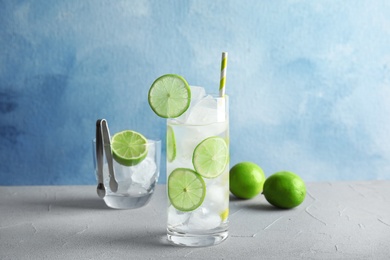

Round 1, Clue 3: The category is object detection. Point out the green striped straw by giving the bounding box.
[219,52,228,97]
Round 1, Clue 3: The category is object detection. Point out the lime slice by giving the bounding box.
[148,74,191,118]
[220,208,229,221]
[168,168,206,212]
[111,130,148,166]
[167,125,176,162]
[192,137,228,178]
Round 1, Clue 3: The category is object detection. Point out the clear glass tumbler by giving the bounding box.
[166,94,229,247]
[92,138,161,209]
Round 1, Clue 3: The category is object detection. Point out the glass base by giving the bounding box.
[103,192,153,209]
[167,228,228,247]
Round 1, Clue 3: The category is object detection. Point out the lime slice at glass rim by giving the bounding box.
[111,130,148,166]
[148,74,191,118]
[192,136,228,179]
[167,125,176,162]
[168,168,206,212]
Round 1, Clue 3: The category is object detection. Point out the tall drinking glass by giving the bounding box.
[166,92,229,247]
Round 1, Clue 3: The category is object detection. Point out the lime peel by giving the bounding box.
[229,162,265,199]
[263,171,306,209]
[167,125,176,162]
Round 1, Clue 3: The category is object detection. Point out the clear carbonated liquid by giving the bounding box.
[167,118,229,246]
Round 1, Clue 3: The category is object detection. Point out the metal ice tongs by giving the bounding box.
[96,119,118,198]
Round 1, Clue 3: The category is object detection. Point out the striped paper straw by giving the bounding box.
[219,52,228,97]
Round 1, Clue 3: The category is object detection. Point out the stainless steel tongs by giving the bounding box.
[95,119,118,198]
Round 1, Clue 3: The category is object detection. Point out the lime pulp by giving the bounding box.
[148,74,191,118]
[192,136,229,179]
[111,130,148,166]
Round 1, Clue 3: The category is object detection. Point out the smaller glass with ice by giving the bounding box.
[93,135,161,209]
[166,86,229,247]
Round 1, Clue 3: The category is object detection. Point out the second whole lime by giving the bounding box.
[263,171,306,209]
[229,162,265,199]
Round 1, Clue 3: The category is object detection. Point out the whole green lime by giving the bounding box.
[229,162,265,199]
[263,171,306,209]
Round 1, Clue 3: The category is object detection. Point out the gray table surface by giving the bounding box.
[1,181,390,259]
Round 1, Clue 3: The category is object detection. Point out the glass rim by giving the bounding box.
[92,138,161,144]
[198,93,229,99]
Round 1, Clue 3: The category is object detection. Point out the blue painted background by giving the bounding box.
[1,0,390,185]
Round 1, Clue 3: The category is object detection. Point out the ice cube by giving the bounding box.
[204,168,229,187]
[168,205,191,228]
[176,132,200,160]
[168,123,227,169]
[186,94,227,126]
[186,95,217,125]
[113,163,133,182]
[202,183,229,213]
[131,157,157,188]
[174,86,206,124]
[167,156,193,176]
[187,207,221,230]
[166,124,204,169]
[116,179,133,194]
[128,182,148,196]
[189,86,206,105]
[102,164,133,194]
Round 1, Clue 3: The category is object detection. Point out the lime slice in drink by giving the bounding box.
[220,208,229,221]
[192,137,228,178]
[167,125,176,162]
[148,74,191,118]
[111,130,148,166]
[168,168,206,212]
